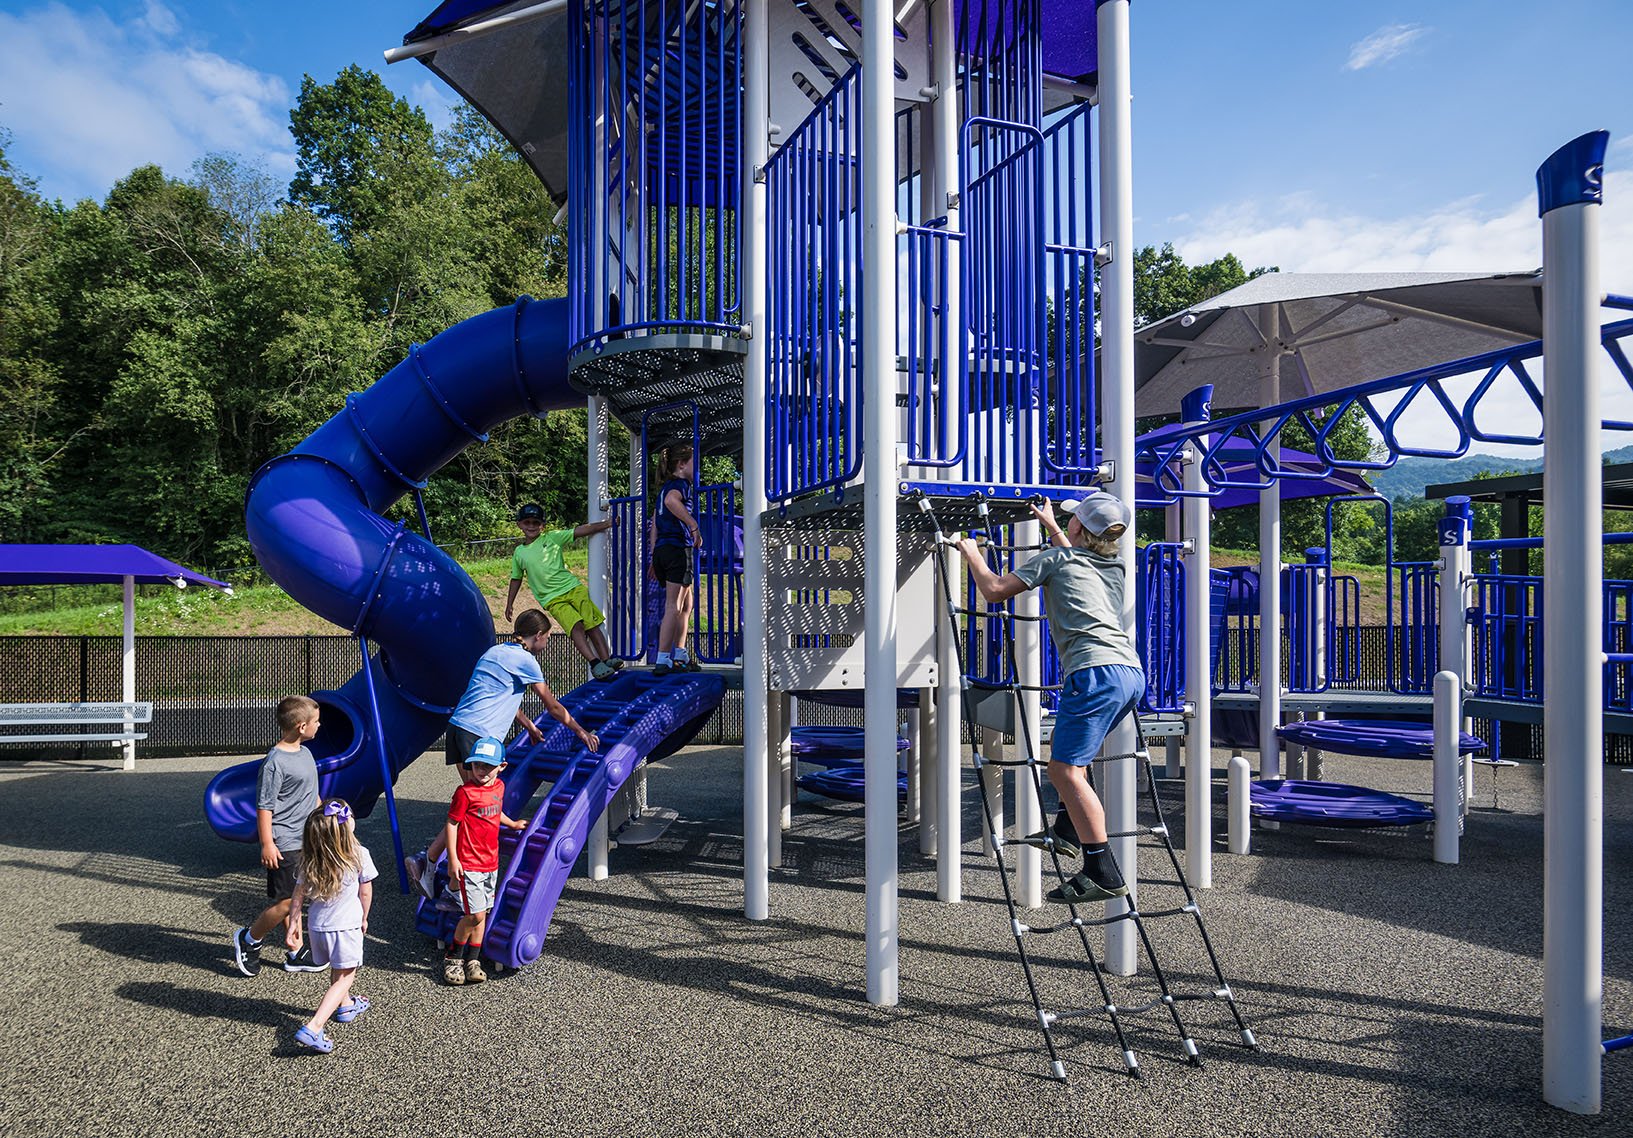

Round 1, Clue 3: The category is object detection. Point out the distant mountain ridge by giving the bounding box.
[1373,446,1633,500]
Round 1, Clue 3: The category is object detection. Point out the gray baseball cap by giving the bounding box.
[1058,492,1133,536]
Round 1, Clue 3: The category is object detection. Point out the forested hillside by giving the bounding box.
[0,66,628,575]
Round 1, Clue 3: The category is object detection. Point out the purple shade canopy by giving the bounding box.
[0,545,231,589]
[1133,434,1374,510]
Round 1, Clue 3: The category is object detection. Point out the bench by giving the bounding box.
[0,701,153,745]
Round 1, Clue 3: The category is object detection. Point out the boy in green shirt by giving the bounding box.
[504,503,623,682]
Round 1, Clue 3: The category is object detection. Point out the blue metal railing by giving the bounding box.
[568,0,744,357]
[1394,561,1440,694]
[1470,572,1543,704]
[1215,566,1259,694]
[765,65,863,501]
[1133,314,1633,507]
[1138,543,1186,712]
[1041,102,1097,481]
[694,480,742,664]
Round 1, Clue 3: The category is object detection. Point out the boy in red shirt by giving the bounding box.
[442,737,528,986]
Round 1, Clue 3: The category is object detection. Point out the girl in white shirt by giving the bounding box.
[286,799,376,1053]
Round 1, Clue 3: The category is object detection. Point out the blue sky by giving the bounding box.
[2,0,1630,453]
[2,0,1628,265]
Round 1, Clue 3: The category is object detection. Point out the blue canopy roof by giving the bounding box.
[0,545,232,589]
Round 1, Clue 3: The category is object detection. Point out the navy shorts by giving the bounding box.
[652,544,693,587]
[1051,665,1144,770]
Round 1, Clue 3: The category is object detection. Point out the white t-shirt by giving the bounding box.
[303,844,379,932]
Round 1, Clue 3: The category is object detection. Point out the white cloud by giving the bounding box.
[1171,174,1633,459]
[0,3,294,203]
[411,79,460,136]
[1345,23,1429,71]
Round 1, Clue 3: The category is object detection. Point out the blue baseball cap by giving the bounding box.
[468,736,508,766]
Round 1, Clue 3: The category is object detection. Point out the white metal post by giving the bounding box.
[931,0,963,903]
[1097,0,1138,975]
[1432,670,1462,865]
[768,691,785,867]
[918,689,937,855]
[1437,497,1474,818]
[1181,390,1213,888]
[741,0,771,922]
[1258,305,1283,781]
[587,395,611,879]
[1539,130,1607,1115]
[122,574,136,771]
[862,0,900,1005]
[1016,522,1043,909]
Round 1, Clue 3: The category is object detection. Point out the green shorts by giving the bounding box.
[544,583,605,635]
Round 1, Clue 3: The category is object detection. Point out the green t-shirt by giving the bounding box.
[512,529,580,604]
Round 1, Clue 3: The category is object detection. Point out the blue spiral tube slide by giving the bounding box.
[204,298,578,841]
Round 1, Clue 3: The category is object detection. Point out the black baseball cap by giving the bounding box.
[516,503,544,521]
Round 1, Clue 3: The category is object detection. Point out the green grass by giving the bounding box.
[0,547,587,637]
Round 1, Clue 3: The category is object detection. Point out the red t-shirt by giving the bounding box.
[448,780,505,873]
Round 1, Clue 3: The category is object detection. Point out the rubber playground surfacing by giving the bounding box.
[1,746,1630,1137]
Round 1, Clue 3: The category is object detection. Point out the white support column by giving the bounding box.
[918,689,937,855]
[1015,520,1044,909]
[587,395,611,879]
[768,691,785,867]
[1181,388,1213,888]
[1258,305,1283,781]
[1538,130,1607,1116]
[931,0,963,903]
[862,0,900,1005]
[1097,0,1139,976]
[1437,497,1474,818]
[121,575,136,771]
[741,0,771,922]
[1432,671,1462,866]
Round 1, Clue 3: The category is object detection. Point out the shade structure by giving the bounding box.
[398,0,1099,202]
[1134,271,1546,417]
[1133,434,1372,510]
[0,545,232,590]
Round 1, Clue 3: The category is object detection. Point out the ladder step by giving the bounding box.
[1139,902,1201,920]
[950,606,1047,622]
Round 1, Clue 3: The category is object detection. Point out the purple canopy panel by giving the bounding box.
[0,545,230,589]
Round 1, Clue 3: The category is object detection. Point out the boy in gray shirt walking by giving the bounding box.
[232,695,324,975]
[958,493,1146,905]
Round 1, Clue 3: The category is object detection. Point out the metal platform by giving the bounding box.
[1215,689,1633,735]
[568,333,746,455]
[762,483,1092,533]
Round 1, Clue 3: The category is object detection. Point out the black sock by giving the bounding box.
[447,941,465,961]
[1052,809,1078,840]
[1080,843,1124,889]
[464,941,482,961]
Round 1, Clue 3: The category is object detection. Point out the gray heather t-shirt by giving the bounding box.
[1010,546,1143,677]
[255,744,319,852]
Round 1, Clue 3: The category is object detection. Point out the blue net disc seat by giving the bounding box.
[1275,719,1485,760]
[789,725,909,768]
[1249,779,1435,827]
[797,762,909,804]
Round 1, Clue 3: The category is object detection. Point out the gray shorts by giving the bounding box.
[309,927,363,970]
[455,869,498,916]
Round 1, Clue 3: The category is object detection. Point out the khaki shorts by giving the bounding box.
[455,869,498,916]
[544,583,605,635]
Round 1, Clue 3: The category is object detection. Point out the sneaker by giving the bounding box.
[464,958,488,985]
[294,1024,334,1054]
[652,661,672,677]
[283,944,327,973]
[232,926,262,978]
[434,885,463,913]
[675,656,702,672]
[334,995,370,1024]
[591,660,616,682]
[1047,871,1130,906]
[1018,823,1082,861]
[405,853,435,902]
[443,959,466,986]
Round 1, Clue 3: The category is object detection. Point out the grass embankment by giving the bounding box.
[0,551,577,637]
[4,544,1400,636]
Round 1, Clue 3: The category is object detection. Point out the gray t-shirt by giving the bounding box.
[1010,546,1144,677]
[255,744,319,852]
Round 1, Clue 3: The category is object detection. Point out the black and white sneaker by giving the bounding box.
[232,926,262,977]
[283,944,327,973]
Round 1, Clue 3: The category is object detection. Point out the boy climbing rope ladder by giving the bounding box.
[956,493,1146,905]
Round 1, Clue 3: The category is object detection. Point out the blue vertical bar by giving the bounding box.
[357,635,408,894]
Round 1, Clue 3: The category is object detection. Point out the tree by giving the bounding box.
[1134,243,1271,330]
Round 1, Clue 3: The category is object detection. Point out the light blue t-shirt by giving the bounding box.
[448,643,545,740]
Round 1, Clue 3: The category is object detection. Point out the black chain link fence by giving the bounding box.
[3,628,1618,762]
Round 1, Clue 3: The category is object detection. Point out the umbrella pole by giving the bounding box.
[1258,304,1282,787]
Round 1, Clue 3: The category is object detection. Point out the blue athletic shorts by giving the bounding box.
[1051,664,1145,770]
